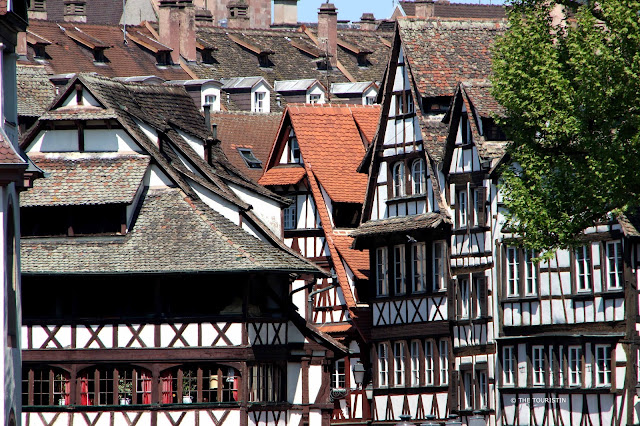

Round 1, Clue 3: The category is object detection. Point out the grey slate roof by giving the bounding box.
[331,81,376,95]
[274,79,318,92]
[21,155,149,207]
[17,65,56,117]
[351,212,451,238]
[21,187,319,275]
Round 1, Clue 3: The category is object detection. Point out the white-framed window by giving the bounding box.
[309,93,322,104]
[575,245,592,292]
[478,370,488,409]
[558,345,564,387]
[605,241,623,289]
[433,241,446,291]
[460,114,472,145]
[463,371,472,409]
[376,247,389,296]
[288,131,301,163]
[393,245,406,295]
[506,246,519,297]
[410,341,420,387]
[532,346,545,386]
[411,159,426,195]
[333,359,345,389]
[253,91,265,113]
[411,242,426,293]
[283,196,297,230]
[378,343,389,387]
[439,340,448,385]
[548,346,554,387]
[458,190,467,228]
[502,346,515,386]
[407,93,414,114]
[568,346,582,386]
[460,277,470,319]
[524,249,538,296]
[595,345,611,387]
[392,162,405,197]
[204,94,217,106]
[365,95,376,105]
[425,341,434,385]
[395,94,405,115]
[394,342,405,387]
[473,188,484,226]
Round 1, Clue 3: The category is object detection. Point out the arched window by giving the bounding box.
[160,364,240,404]
[392,162,405,197]
[411,159,426,195]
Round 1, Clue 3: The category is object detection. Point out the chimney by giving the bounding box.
[63,0,86,22]
[28,0,47,20]
[227,0,250,29]
[158,0,196,63]
[273,0,298,27]
[16,32,27,59]
[318,2,337,68]
[414,0,435,18]
[358,13,376,31]
[195,7,213,23]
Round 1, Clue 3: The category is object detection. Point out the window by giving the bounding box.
[288,130,301,163]
[392,162,405,197]
[248,364,284,402]
[575,245,592,292]
[460,277,470,319]
[394,342,405,386]
[283,196,297,230]
[378,343,389,387]
[410,341,420,387]
[365,96,376,105]
[458,190,468,228]
[439,340,449,385]
[376,247,389,296]
[425,341,434,385]
[309,94,322,104]
[605,241,623,289]
[478,370,488,409]
[395,94,405,115]
[558,346,565,386]
[333,360,345,389]
[237,148,262,169]
[463,371,472,409]
[568,346,582,386]
[473,188,486,227]
[407,93,414,113]
[524,249,538,296]
[595,345,611,386]
[433,241,446,291]
[532,346,545,386]
[411,159,426,195]
[253,92,265,113]
[506,246,519,297]
[502,346,515,386]
[411,242,426,293]
[460,114,472,145]
[22,367,70,406]
[394,245,406,295]
[204,94,217,106]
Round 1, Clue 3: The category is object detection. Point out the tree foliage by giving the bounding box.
[491,0,640,251]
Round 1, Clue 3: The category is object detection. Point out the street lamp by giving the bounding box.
[420,414,440,426]
[352,362,365,388]
[396,414,416,426]
[445,415,462,426]
[468,411,487,426]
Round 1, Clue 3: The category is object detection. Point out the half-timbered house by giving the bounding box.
[18,73,345,426]
[351,17,505,424]
[259,103,379,424]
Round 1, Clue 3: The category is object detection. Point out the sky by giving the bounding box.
[296,0,504,23]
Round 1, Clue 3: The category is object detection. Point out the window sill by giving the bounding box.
[599,289,624,298]
[386,193,428,204]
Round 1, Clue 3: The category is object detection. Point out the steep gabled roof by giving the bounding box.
[398,17,505,98]
[17,65,57,118]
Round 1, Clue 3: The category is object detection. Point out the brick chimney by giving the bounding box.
[28,0,47,20]
[195,7,213,23]
[318,2,337,68]
[358,13,377,31]
[63,0,86,22]
[414,0,435,18]
[158,0,196,63]
[273,0,298,27]
[227,0,250,29]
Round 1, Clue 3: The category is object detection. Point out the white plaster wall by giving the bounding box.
[134,117,159,148]
[306,83,325,104]
[287,362,303,404]
[84,129,142,152]
[190,180,241,226]
[201,83,221,112]
[143,165,173,188]
[228,183,282,236]
[28,130,78,152]
[251,82,271,113]
[177,129,205,160]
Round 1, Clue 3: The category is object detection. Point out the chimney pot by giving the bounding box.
[358,12,377,31]
[227,0,250,29]
[273,0,299,27]
[158,0,196,63]
[414,0,435,18]
[63,0,86,22]
[318,2,338,68]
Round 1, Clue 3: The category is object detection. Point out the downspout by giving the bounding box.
[307,278,338,323]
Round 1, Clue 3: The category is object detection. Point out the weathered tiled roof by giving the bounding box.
[17,65,56,117]
[333,234,369,280]
[21,187,320,275]
[462,80,506,118]
[21,155,150,207]
[399,1,506,19]
[43,0,124,24]
[285,104,380,203]
[40,106,119,121]
[0,136,27,165]
[398,18,505,98]
[351,212,451,238]
[259,165,306,186]
[212,111,282,182]
[23,20,191,80]
[421,116,449,163]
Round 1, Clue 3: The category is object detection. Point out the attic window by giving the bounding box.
[201,49,215,64]
[21,205,127,237]
[258,53,272,68]
[357,53,370,67]
[93,48,107,63]
[204,95,217,106]
[482,117,507,141]
[33,44,47,59]
[237,148,262,169]
[156,51,171,66]
[424,96,451,113]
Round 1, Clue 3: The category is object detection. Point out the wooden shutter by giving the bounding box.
[476,187,487,227]
[477,277,488,318]
[448,278,457,321]
[448,370,459,411]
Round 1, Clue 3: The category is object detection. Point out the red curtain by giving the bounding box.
[141,372,152,404]
[232,371,239,401]
[80,375,90,406]
[64,377,71,405]
[161,373,173,404]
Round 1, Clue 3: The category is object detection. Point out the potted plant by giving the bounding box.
[118,379,132,405]
[182,377,195,403]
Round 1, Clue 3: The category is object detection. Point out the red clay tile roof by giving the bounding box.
[17,65,57,118]
[24,20,191,80]
[286,104,379,204]
[212,111,282,182]
[333,234,369,280]
[462,80,506,118]
[400,1,506,19]
[0,136,26,164]
[351,106,381,144]
[259,165,306,187]
[398,18,505,98]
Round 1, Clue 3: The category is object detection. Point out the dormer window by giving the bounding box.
[424,96,451,113]
[357,53,370,67]
[258,53,272,68]
[288,131,300,163]
[482,117,507,141]
[237,148,262,169]
[253,92,265,113]
[156,51,171,66]
[33,44,47,59]
[309,94,322,104]
[204,95,217,106]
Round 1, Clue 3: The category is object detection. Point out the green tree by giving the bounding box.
[491,0,640,251]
